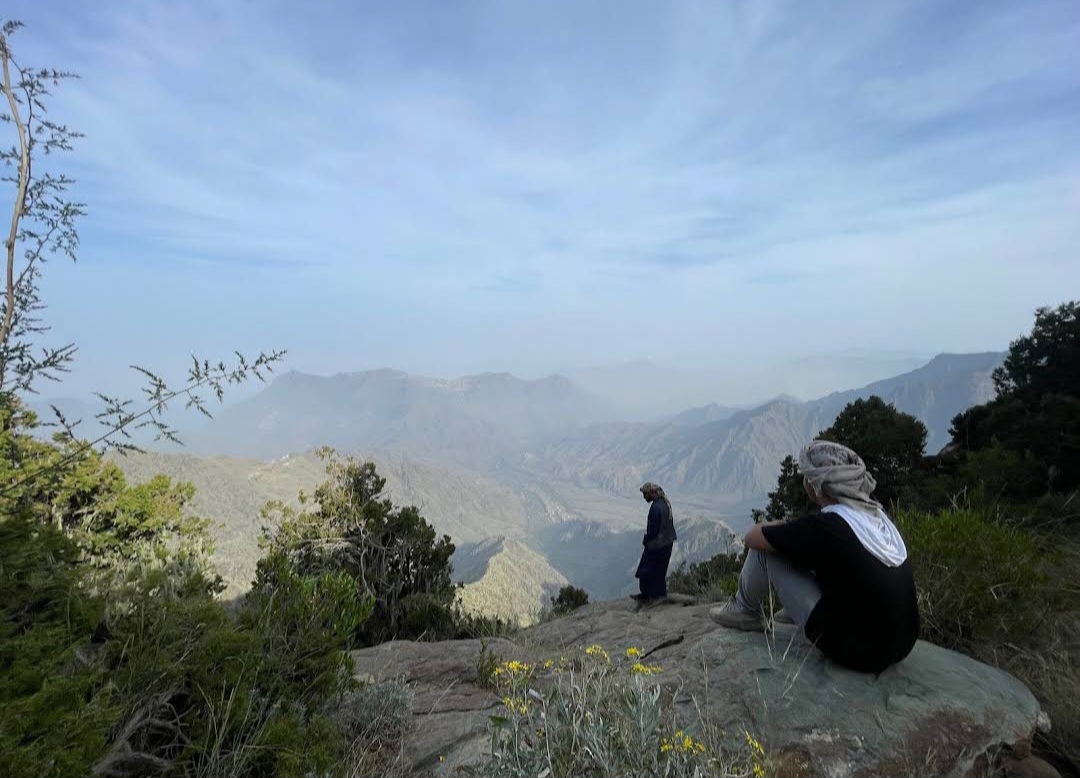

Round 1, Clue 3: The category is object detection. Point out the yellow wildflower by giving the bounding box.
[543,659,555,670]
[630,662,663,675]
[744,730,765,756]
[753,764,766,778]
[625,646,642,658]
[584,644,610,662]
[501,696,529,715]
[660,742,674,753]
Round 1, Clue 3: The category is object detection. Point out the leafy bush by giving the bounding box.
[467,646,768,778]
[896,507,1080,769]
[475,640,505,690]
[668,551,745,602]
[893,508,1057,652]
[25,548,373,778]
[0,412,410,778]
[258,449,460,646]
[549,584,589,615]
[0,518,114,777]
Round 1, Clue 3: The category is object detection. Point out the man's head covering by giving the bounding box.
[797,440,883,516]
[640,481,673,514]
[798,440,908,566]
[639,481,663,498]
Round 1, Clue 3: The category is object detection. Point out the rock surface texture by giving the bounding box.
[350,599,1047,777]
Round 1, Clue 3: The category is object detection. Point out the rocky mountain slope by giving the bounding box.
[112,448,741,615]
[111,450,529,598]
[453,537,569,624]
[539,352,1001,506]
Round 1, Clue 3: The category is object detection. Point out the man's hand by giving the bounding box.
[743,522,780,553]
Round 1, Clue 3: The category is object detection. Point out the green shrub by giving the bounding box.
[668,551,745,602]
[475,639,505,689]
[0,416,401,778]
[897,507,1080,770]
[894,508,1057,652]
[452,609,515,640]
[549,584,589,615]
[258,450,460,646]
[0,518,115,777]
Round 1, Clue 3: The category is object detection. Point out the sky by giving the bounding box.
[6,0,1080,399]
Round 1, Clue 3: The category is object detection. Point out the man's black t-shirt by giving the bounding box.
[761,512,919,673]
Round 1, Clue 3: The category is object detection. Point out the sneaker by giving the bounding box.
[772,608,795,625]
[709,600,765,632]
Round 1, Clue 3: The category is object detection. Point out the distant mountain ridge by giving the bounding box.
[184,368,608,465]
[568,354,931,417]
[105,351,1002,620]
[538,352,1002,507]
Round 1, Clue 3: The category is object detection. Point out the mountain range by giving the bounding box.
[101,351,1001,620]
[542,352,1002,509]
[566,353,931,419]
[182,369,608,466]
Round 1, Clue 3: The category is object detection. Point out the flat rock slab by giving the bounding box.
[351,601,1044,777]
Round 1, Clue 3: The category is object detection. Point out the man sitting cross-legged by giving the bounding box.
[710,440,919,674]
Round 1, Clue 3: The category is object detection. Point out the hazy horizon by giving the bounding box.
[8,0,1079,402]
[34,349,998,429]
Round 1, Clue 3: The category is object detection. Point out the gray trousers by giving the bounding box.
[735,549,823,628]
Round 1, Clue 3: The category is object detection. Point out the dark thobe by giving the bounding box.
[635,498,676,599]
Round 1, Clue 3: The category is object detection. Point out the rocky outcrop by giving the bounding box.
[350,599,1049,777]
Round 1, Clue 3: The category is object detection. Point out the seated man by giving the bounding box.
[633,482,677,602]
[710,440,919,673]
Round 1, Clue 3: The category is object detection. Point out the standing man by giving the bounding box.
[633,482,677,602]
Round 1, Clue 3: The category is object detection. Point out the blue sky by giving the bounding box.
[7,0,1080,397]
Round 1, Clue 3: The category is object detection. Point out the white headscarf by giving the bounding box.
[798,440,907,567]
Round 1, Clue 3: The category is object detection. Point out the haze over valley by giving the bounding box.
[81,349,1003,620]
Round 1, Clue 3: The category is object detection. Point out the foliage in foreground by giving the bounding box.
[892,507,1061,653]
[667,550,745,602]
[467,645,768,778]
[0,407,412,778]
[895,506,1080,769]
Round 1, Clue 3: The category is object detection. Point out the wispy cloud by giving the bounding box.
[7,0,1080,390]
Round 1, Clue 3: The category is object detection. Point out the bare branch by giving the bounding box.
[1,33,29,348]
[1,349,285,498]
